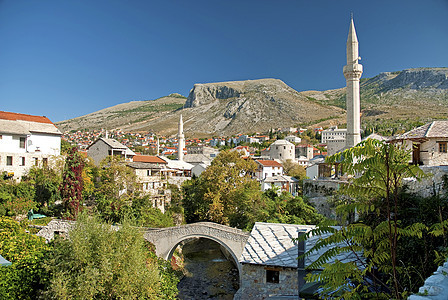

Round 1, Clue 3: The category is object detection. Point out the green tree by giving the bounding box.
[182,150,262,229]
[94,156,140,223]
[302,139,426,299]
[0,217,51,299]
[259,190,324,225]
[43,213,178,299]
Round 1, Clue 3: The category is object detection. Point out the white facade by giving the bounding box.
[255,160,284,180]
[321,127,347,144]
[285,135,301,144]
[0,113,61,180]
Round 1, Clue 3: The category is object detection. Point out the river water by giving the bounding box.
[177,238,239,299]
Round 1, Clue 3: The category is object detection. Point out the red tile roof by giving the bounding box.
[133,155,167,164]
[0,111,54,124]
[256,160,283,167]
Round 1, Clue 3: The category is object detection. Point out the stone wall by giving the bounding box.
[36,219,74,241]
[408,259,448,300]
[403,166,448,198]
[303,179,346,218]
[235,264,299,299]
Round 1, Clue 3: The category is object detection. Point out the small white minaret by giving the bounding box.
[343,16,363,148]
[156,136,160,156]
[178,115,185,161]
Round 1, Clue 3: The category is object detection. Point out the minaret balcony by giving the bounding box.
[343,64,363,79]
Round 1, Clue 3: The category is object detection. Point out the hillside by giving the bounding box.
[56,94,186,133]
[57,68,448,137]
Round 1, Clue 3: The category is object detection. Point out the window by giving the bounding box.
[20,157,25,166]
[43,157,48,166]
[147,170,151,176]
[7,156,13,166]
[266,270,279,283]
[20,137,25,148]
[33,157,38,166]
[439,142,447,153]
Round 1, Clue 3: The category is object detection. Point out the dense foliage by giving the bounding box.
[0,217,50,299]
[302,139,448,299]
[43,214,179,299]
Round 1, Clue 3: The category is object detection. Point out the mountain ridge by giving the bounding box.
[56,67,448,137]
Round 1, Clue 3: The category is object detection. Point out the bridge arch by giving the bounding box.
[143,222,250,279]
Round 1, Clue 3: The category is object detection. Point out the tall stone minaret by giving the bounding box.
[343,17,363,148]
[178,114,185,161]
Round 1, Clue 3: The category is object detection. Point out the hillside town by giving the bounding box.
[1,11,448,300]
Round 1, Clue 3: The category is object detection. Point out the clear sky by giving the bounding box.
[1,0,447,122]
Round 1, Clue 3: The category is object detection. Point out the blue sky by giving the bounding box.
[1,0,447,122]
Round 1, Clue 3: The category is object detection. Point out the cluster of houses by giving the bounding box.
[4,109,448,217]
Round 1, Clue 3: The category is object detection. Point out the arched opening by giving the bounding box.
[169,237,240,299]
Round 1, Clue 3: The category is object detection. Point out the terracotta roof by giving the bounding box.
[133,155,167,164]
[396,121,448,140]
[0,111,53,124]
[256,160,283,167]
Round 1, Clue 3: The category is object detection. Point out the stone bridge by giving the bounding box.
[37,220,250,275]
[143,222,250,270]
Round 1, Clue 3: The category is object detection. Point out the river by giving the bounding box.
[177,238,239,299]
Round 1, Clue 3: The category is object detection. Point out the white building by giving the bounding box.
[285,135,302,144]
[0,111,61,180]
[321,126,347,143]
[254,160,284,180]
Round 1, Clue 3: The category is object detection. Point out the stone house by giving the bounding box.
[295,144,313,160]
[0,111,61,180]
[392,121,448,166]
[235,222,359,300]
[87,137,135,165]
[268,139,295,161]
[127,155,170,213]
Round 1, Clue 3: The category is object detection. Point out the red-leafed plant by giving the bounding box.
[60,146,84,219]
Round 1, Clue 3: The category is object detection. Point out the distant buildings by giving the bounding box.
[0,111,61,179]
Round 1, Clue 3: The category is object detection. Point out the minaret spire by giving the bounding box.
[343,16,363,148]
[178,114,185,161]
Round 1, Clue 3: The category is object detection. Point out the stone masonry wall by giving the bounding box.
[403,166,448,198]
[234,264,298,300]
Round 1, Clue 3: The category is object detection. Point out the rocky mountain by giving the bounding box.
[57,68,448,137]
